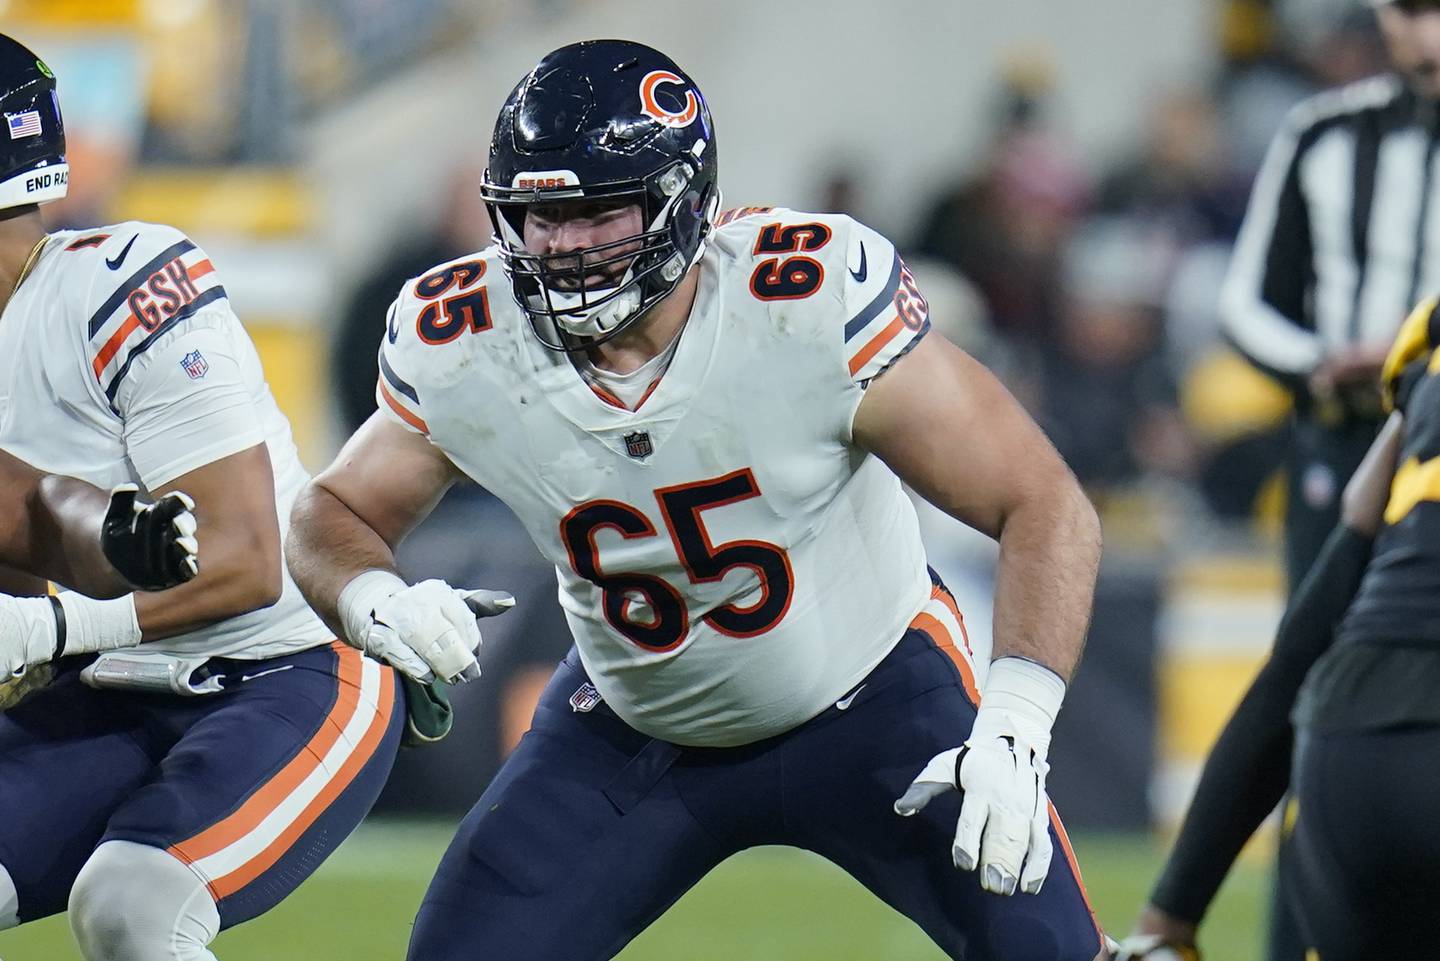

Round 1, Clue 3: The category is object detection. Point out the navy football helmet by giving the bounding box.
[0,34,66,211]
[481,40,720,349]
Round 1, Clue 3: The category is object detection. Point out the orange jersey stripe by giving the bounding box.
[634,377,662,410]
[208,665,397,900]
[910,610,981,704]
[1049,799,1105,943]
[169,644,364,865]
[91,259,217,379]
[92,315,142,378]
[378,378,429,433]
[847,314,906,377]
[588,382,628,410]
[929,585,975,658]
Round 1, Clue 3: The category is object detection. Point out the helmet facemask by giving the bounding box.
[486,159,719,351]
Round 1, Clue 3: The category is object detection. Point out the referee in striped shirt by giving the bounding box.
[1205,6,1440,960]
[1222,0,1440,593]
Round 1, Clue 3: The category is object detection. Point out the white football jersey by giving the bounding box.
[380,208,939,746]
[0,222,332,659]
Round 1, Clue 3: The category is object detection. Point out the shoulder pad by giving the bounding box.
[1384,296,1440,413]
[377,247,506,432]
[711,211,929,383]
[82,222,229,405]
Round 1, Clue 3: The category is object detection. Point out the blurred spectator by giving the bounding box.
[1097,89,1245,244]
[1035,217,1195,491]
[914,67,1090,348]
[331,165,493,434]
[816,167,862,220]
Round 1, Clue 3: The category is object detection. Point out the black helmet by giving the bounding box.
[0,34,66,211]
[481,39,720,350]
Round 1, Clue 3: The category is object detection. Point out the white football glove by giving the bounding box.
[1113,935,1200,961]
[338,571,514,683]
[894,656,1066,896]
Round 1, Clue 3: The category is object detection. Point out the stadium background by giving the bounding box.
[0,0,1368,957]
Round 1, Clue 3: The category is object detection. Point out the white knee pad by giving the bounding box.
[69,840,221,961]
[0,861,18,930]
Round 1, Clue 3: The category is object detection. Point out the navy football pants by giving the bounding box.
[0,642,402,928]
[410,613,1103,960]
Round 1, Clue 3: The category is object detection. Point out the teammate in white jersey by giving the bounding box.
[287,41,1111,960]
[0,35,423,961]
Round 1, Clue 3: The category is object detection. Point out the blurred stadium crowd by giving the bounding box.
[0,0,1380,828]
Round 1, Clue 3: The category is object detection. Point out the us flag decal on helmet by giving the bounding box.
[624,430,653,459]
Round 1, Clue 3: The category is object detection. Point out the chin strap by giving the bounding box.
[547,282,644,338]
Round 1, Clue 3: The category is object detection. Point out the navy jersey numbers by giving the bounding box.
[414,260,493,345]
[560,468,795,651]
[749,222,832,301]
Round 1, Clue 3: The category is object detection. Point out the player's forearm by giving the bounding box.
[23,475,130,597]
[285,479,403,640]
[989,473,1101,682]
[131,519,281,639]
[0,564,47,598]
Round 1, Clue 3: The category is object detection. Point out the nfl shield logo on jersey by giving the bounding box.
[180,349,209,380]
[623,430,653,459]
[569,682,603,713]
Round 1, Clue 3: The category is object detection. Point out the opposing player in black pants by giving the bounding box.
[1120,294,1440,961]
[1215,6,1440,954]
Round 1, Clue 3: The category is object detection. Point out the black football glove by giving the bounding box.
[100,484,199,591]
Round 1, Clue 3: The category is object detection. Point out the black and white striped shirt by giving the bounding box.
[1221,75,1440,390]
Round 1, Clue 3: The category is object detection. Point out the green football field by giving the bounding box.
[0,821,1267,960]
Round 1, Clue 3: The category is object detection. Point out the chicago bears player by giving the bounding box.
[0,33,487,961]
[287,41,1111,961]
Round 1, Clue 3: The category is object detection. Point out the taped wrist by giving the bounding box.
[974,656,1067,755]
[54,593,141,655]
[337,570,408,649]
[4,595,61,669]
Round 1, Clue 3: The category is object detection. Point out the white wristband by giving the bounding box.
[3,595,59,671]
[978,656,1067,750]
[56,592,142,655]
[336,570,408,648]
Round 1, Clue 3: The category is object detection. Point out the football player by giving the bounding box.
[0,461,198,681]
[1119,295,1440,961]
[0,34,490,961]
[287,41,1111,961]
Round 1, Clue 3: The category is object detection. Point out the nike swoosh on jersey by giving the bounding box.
[835,683,867,710]
[105,234,139,271]
[849,243,868,283]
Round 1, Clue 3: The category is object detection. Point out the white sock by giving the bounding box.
[0,860,18,930]
[69,840,221,961]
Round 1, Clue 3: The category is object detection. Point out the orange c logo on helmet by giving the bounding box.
[639,70,698,128]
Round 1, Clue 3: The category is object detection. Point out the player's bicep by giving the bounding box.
[853,333,1072,538]
[312,412,461,549]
